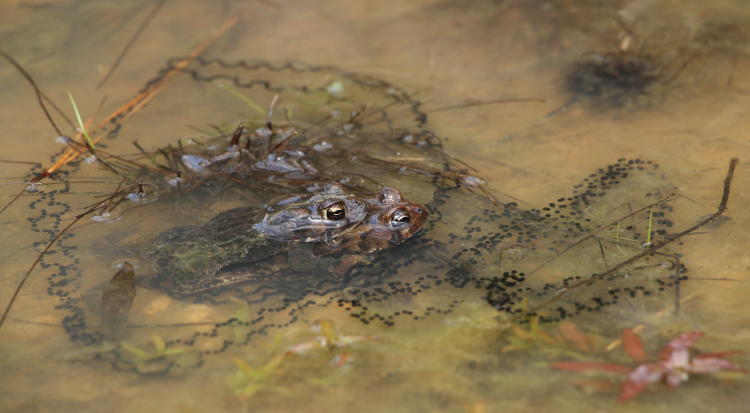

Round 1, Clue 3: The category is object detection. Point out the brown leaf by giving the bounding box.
[559,321,591,352]
[622,328,647,362]
[100,262,136,338]
[551,361,631,374]
[572,379,618,393]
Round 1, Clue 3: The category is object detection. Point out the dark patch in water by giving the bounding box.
[565,52,660,110]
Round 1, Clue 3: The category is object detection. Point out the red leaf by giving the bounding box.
[618,364,665,402]
[695,350,744,359]
[688,357,747,374]
[622,329,647,362]
[551,361,631,374]
[618,379,649,402]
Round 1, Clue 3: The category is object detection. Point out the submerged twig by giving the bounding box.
[0,159,41,166]
[0,17,239,218]
[0,179,144,331]
[0,211,89,329]
[528,195,675,276]
[96,0,167,89]
[0,49,74,136]
[529,158,739,314]
[10,318,220,329]
[425,97,545,114]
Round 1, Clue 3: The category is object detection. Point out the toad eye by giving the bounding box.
[390,209,411,227]
[324,202,347,221]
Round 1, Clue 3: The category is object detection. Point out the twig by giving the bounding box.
[0,18,241,332]
[425,97,545,114]
[0,159,41,166]
[529,158,739,314]
[97,0,167,89]
[0,49,75,135]
[0,17,239,218]
[10,318,220,328]
[527,195,674,276]
[1,209,90,329]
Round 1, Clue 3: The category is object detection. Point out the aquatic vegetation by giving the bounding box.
[117,334,201,375]
[552,329,746,402]
[65,91,96,149]
[228,320,372,400]
[499,315,595,359]
[285,320,374,355]
[228,352,289,400]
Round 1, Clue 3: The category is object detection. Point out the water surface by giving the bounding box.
[1,1,749,412]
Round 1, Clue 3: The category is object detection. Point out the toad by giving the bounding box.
[144,183,428,296]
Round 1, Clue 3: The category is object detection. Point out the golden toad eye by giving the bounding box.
[391,209,411,226]
[324,202,347,220]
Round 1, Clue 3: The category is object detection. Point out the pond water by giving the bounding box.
[1,1,749,412]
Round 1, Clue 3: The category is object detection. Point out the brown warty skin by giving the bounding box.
[145,183,428,296]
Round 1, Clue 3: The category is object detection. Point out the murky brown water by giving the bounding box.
[1,1,749,412]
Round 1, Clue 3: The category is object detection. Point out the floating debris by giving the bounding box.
[180,154,211,172]
[326,80,345,95]
[90,208,122,223]
[24,182,40,193]
[462,176,484,187]
[312,141,333,152]
[100,262,136,339]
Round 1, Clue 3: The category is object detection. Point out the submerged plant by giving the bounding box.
[228,320,372,400]
[117,334,201,374]
[500,315,594,359]
[228,352,290,400]
[552,329,746,402]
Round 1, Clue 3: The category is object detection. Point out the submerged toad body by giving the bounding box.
[145,184,428,296]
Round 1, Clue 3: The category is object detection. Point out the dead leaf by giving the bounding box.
[100,262,136,338]
[572,379,618,393]
[551,361,631,374]
[559,321,591,352]
[622,328,646,362]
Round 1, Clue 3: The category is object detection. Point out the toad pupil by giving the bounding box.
[392,209,410,225]
[325,203,346,220]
